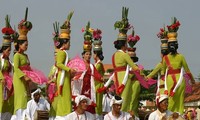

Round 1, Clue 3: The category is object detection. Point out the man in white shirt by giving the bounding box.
[148,94,172,120]
[25,88,50,120]
[65,95,95,120]
[104,95,139,120]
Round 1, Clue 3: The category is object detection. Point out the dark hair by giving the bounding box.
[131,56,138,62]
[31,88,38,93]
[114,40,126,50]
[93,51,104,61]
[0,46,10,53]
[114,95,122,100]
[14,40,27,52]
[161,49,169,56]
[168,41,178,54]
[82,51,91,56]
[56,39,69,49]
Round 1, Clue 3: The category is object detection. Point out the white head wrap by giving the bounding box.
[110,96,123,107]
[75,95,91,106]
[156,94,168,105]
[31,88,41,99]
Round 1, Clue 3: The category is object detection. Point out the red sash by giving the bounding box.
[164,56,180,94]
[112,53,120,89]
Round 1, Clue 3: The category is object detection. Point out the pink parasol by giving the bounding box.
[67,55,86,80]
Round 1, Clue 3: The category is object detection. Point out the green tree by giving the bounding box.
[139,69,157,101]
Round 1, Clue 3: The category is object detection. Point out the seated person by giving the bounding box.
[104,95,139,120]
[25,88,50,120]
[148,94,172,120]
[66,95,95,120]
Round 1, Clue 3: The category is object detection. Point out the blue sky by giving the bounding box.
[0,0,200,79]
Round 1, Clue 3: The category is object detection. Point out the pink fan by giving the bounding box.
[22,68,48,85]
[184,73,192,94]
[67,55,86,72]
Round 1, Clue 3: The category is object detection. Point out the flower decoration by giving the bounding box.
[2,28,14,35]
[157,26,168,39]
[114,7,132,34]
[82,21,93,41]
[54,40,60,47]
[93,29,102,40]
[127,29,140,48]
[18,7,32,31]
[93,28,103,52]
[60,11,74,29]
[1,15,14,35]
[53,21,60,47]
[167,17,180,32]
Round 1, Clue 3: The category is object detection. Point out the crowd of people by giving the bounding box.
[0,7,198,120]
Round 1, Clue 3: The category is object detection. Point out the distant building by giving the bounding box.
[104,64,113,73]
[103,64,113,79]
[184,82,200,107]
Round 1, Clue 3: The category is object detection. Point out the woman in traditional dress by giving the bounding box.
[54,35,72,118]
[53,11,76,119]
[112,38,144,112]
[13,28,31,120]
[147,29,169,95]
[92,28,105,119]
[126,48,141,117]
[48,24,59,119]
[80,50,103,115]
[73,22,103,115]
[0,15,15,120]
[112,7,148,112]
[162,31,195,114]
[147,45,169,95]
[126,29,142,117]
[13,8,47,119]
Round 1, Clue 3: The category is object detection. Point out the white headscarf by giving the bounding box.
[31,88,41,99]
[75,95,91,106]
[156,94,168,105]
[110,96,123,107]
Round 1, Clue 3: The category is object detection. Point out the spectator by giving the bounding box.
[148,94,172,120]
[25,88,50,120]
[104,95,139,120]
[65,95,95,120]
